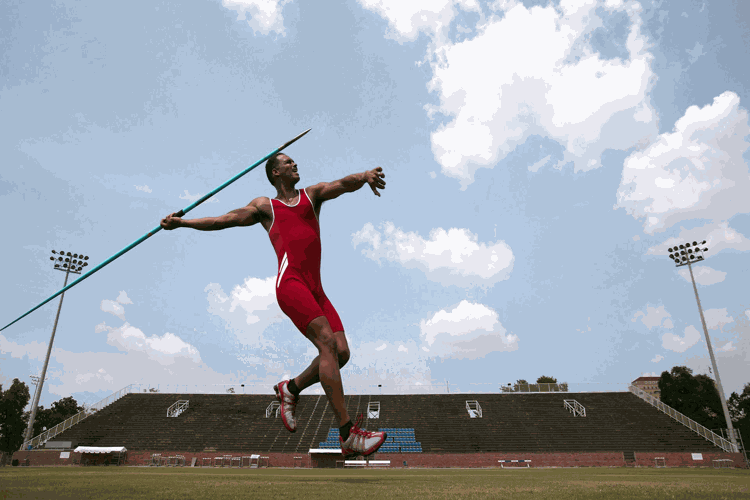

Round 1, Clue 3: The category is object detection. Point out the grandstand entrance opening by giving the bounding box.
[466,400,482,418]
[367,401,380,419]
[266,401,280,418]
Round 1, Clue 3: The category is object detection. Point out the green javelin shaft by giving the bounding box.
[1,128,311,332]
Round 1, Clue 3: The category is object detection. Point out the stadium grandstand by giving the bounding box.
[12,384,746,469]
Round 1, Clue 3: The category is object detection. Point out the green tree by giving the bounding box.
[537,376,557,384]
[659,366,724,430]
[30,396,83,436]
[513,379,529,392]
[0,379,31,454]
[728,383,750,458]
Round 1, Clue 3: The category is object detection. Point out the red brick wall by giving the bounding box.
[12,450,82,466]
[13,449,746,468]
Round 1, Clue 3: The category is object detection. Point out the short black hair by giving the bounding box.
[265,153,285,186]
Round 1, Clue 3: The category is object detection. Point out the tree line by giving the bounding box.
[0,379,83,455]
[658,366,750,453]
[503,376,569,392]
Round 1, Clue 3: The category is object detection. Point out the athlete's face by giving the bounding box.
[275,154,299,184]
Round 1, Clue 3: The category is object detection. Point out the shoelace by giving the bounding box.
[350,414,378,439]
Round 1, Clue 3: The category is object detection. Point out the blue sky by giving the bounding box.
[1,0,749,408]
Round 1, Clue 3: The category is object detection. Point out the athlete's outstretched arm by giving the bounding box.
[160,197,265,231]
[308,167,386,202]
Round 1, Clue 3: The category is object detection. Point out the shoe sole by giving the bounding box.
[274,383,297,433]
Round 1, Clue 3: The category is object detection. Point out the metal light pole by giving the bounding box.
[22,250,89,448]
[666,240,738,449]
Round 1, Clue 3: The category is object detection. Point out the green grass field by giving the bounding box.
[1,467,748,499]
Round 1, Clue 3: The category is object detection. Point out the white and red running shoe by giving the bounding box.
[339,414,387,458]
[273,380,299,433]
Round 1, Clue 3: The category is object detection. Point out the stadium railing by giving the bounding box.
[20,384,138,451]
[628,385,739,453]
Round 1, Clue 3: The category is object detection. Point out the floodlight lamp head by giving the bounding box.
[49,256,54,261]
[690,255,695,260]
[83,262,88,267]
[669,253,674,258]
[84,256,89,260]
[679,244,685,249]
[702,240,706,245]
[692,241,698,246]
[703,247,708,252]
[66,252,71,256]
[668,247,673,252]
[51,250,56,254]
[685,242,691,247]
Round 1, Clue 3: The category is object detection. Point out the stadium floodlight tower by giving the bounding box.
[666,240,738,449]
[22,250,89,448]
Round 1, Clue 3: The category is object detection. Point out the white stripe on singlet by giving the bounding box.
[277,252,288,288]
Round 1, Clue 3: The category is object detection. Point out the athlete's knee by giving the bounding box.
[308,318,337,353]
[338,346,350,368]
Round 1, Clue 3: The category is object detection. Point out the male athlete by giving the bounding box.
[160,153,387,458]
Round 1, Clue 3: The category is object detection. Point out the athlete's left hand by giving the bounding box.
[365,167,386,197]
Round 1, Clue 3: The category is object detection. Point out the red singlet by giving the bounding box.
[268,188,344,335]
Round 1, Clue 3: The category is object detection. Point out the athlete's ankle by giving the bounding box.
[287,379,300,396]
[340,420,353,441]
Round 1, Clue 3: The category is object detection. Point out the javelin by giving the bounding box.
[1,128,311,332]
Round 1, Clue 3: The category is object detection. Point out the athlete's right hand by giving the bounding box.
[160,212,183,230]
[365,167,386,197]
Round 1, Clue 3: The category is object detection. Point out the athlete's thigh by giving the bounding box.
[317,292,344,336]
[276,278,325,335]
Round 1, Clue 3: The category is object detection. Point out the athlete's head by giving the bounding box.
[266,153,299,187]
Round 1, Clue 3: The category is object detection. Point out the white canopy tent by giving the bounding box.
[74,446,127,454]
[73,446,127,465]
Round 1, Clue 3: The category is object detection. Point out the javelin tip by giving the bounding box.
[278,128,312,152]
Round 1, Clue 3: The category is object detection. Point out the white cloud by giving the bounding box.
[647,222,750,258]
[401,0,657,187]
[358,0,480,42]
[685,313,750,395]
[376,343,387,351]
[632,305,672,330]
[529,155,551,173]
[101,300,126,321]
[419,300,518,359]
[179,190,218,204]
[205,276,284,346]
[100,321,201,365]
[222,0,291,36]
[615,91,750,233]
[135,184,152,193]
[651,354,664,363]
[677,265,727,286]
[352,222,514,287]
[398,345,408,353]
[703,308,734,331]
[717,341,736,352]
[116,291,133,305]
[662,325,701,353]
[100,291,134,321]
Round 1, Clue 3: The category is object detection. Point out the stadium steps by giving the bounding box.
[51,392,724,453]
